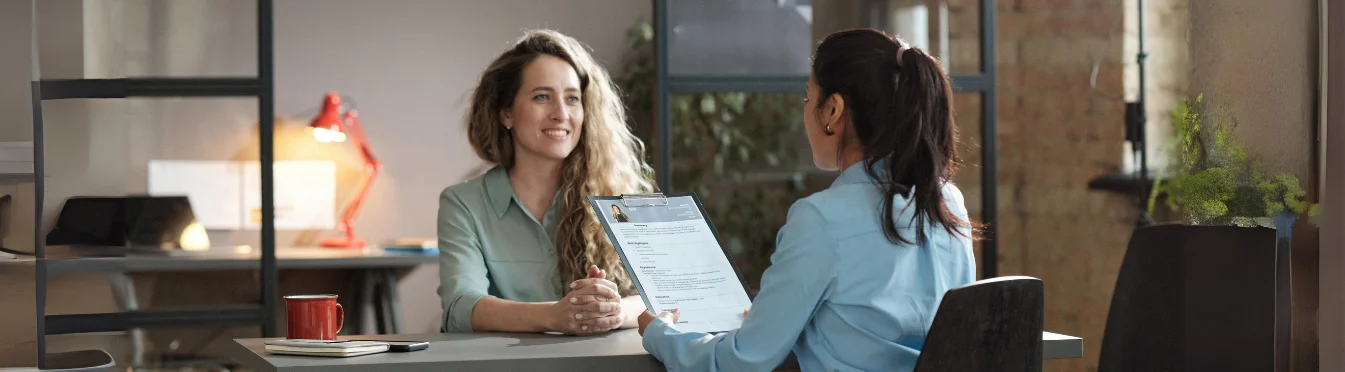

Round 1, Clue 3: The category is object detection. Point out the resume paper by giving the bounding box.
[592,196,753,334]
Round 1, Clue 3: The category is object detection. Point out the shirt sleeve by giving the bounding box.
[437,188,492,333]
[642,199,838,371]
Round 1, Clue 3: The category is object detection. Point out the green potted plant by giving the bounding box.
[1147,94,1318,227]
[1127,94,1314,371]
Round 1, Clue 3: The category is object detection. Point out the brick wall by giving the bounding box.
[955,0,1135,371]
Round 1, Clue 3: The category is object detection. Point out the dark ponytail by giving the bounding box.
[811,28,972,245]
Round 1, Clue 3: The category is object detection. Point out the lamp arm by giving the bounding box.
[336,111,380,242]
[343,110,378,166]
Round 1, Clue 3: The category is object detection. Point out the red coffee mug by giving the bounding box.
[284,294,344,340]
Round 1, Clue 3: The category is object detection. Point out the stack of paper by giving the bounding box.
[263,339,389,357]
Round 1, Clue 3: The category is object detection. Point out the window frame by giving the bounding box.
[653,0,1000,278]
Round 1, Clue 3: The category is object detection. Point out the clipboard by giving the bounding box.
[587,193,756,329]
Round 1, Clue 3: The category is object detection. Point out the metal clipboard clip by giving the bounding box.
[620,193,669,207]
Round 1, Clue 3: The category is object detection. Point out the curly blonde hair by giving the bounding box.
[466,30,654,296]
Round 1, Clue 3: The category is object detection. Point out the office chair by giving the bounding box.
[38,350,116,371]
[913,276,1044,372]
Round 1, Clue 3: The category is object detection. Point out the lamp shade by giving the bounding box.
[309,92,348,143]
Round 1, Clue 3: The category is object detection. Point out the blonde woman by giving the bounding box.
[437,30,655,335]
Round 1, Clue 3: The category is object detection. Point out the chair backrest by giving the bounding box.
[1098,224,1284,372]
[913,276,1044,372]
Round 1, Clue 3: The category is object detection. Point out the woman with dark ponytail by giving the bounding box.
[637,29,976,372]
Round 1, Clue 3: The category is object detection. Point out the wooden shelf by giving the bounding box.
[0,172,34,184]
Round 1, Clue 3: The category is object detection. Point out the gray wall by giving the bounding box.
[1188,0,1317,181]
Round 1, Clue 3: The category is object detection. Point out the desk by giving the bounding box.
[44,247,437,365]
[230,329,1084,372]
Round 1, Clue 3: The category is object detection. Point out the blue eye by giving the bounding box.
[566,96,581,104]
[534,94,549,101]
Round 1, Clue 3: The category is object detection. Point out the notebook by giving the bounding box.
[263,339,390,357]
[381,238,437,254]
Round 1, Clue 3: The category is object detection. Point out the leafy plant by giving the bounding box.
[1148,94,1317,226]
[615,20,825,287]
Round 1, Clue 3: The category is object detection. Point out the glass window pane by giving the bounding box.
[670,91,990,283]
[668,0,814,77]
[871,0,982,75]
[670,92,826,288]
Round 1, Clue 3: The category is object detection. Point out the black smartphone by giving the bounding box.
[383,341,430,352]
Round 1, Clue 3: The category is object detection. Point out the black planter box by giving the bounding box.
[1100,218,1293,372]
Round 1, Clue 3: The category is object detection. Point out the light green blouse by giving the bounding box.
[437,166,565,333]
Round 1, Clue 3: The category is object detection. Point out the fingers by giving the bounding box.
[656,309,681,324]
[559,297,622,335]
[573,300,619,315]
[569,278,619,292]
[577,314,622,332]
[568,280,621,299]
[567,314,621,334]
[569,298,621,327]
[568,294,617,305]
[587,265,605,279]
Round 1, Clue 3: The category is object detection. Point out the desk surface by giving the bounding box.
[34,246,438,274]
[231,330,1083,372]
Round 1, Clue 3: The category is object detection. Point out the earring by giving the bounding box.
[823,125,835,136]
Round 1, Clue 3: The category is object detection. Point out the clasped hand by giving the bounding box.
[551,265,624,335]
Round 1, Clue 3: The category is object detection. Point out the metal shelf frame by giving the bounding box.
[28,0,278,368]
[653,0,998,278]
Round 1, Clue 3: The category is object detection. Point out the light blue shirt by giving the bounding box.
[641,162,976,372]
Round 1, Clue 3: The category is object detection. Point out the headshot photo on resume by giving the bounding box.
[611,204,631,223]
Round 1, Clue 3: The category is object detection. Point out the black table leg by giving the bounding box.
[341,270,363,335]
[369,269,386,335]
[380,269,402,334]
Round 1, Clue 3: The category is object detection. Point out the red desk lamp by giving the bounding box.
[309,92,379,249]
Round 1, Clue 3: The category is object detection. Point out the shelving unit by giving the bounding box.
[27,0,278,369]
[0,173,34,184]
